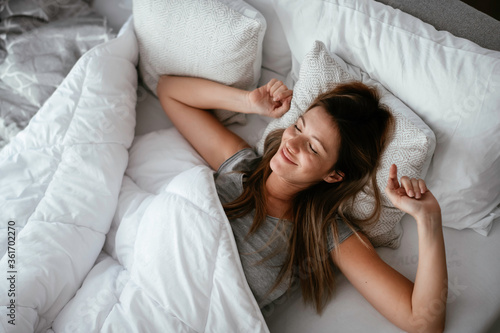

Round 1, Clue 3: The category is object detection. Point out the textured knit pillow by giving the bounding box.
[133,0,266,125]
[259,41,436,248]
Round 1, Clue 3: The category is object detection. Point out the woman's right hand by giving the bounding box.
[247,79,293,118]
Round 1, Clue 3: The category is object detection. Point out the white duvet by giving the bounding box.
[0,20,267,333]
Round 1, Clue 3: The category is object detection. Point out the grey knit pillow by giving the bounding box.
[259,41,435,248]
[133,0,266,125]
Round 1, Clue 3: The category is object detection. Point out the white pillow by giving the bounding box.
[244,0,292,78]
[272,0,500,235]
[259,41,435,248]
[133,0,266,125]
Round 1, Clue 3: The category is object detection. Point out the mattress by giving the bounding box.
[265,214,500,332]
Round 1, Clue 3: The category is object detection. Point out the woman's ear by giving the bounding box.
[324,170,344,183]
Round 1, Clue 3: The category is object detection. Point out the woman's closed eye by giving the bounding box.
[294,124,318,154]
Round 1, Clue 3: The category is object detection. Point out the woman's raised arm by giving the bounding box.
[157,75,292,170]
[331,164,447,333]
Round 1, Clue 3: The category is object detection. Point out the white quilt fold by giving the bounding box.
[0,18,138,333]
[52,165,269,332]
[47,119,270,331]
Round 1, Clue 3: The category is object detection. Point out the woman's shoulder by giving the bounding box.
[215,147,261,176]
[214,148,261,204]
[327,215,360,253]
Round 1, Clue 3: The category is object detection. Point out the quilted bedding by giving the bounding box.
[0,1,114,149]
[0,20,267,333]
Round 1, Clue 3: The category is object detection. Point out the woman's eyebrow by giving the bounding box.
[299,115,327,153]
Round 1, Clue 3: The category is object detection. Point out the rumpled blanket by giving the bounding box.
[0,17,268,333]
[0,16,137,332]
[0,0,114,149]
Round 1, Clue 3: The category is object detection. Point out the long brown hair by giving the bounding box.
[224,81,394,314]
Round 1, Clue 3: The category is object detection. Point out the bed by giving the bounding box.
[0,0,499,332]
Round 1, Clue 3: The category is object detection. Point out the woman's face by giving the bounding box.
[270,106,342,187]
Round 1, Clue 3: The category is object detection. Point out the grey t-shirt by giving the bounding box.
[214,148,355,308]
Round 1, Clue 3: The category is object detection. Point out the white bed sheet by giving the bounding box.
[265,214,500,333]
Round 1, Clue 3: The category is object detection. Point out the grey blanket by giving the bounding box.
[0,0,114,148]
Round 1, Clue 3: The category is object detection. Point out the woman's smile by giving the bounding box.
[281,147,297,165]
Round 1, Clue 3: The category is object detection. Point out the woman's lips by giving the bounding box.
[281,147,297,165]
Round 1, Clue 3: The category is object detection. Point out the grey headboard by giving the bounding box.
[375,0,500,51]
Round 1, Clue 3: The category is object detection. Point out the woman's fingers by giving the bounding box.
[275,87,293,102]
[268,79,281,96]
[266,78,278,93]
[411,178,421,199]
[400,176,427,199]
[400,176,414,197]
[386,164,399,191]
[418,178,428,194]
[270,95,292,118]
[268,79,291,102]
[279,95,292,114]
[272,85,287,101]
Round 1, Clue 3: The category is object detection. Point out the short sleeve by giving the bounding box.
[214,148,261,205]
[326,215,358,253]
[215,148,260,177]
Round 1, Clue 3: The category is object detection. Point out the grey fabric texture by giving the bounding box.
[214,148,354,307]
[375,0,500,51]
[0,0,91,22]
[0,1,114,149]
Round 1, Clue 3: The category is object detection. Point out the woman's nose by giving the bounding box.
[286,135,301,154]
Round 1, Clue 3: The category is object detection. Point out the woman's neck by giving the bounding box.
[265,172,304,220]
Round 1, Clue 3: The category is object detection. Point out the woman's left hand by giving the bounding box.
[385,164,441,221]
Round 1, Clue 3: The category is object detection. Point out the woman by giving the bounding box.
[157,76,447,333]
